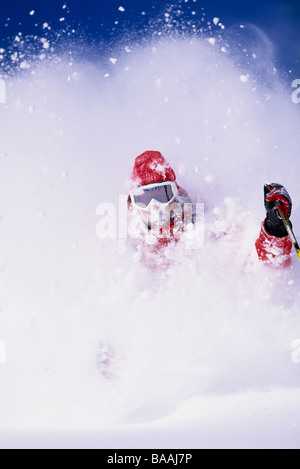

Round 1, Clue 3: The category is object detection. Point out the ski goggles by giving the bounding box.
[130,181,178,210]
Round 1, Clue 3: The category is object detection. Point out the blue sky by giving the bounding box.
[0,0,299,73]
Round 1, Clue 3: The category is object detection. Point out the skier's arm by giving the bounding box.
[255,183,293,266]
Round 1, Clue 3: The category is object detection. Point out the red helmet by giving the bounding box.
[131,151,176,186]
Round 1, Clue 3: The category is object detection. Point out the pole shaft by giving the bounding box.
[277,203,300,262]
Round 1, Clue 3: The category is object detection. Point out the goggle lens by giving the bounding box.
[133,184,175,209]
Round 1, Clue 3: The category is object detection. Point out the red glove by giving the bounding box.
[264,183,292,238]
[264,183,292,218]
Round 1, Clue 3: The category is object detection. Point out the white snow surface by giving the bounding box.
[0,34,300,449]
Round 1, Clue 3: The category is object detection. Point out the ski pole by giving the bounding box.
[277,202,300,262]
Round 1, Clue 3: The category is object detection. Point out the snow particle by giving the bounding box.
[110,58,117,65]
[154,78,162,88]
[144,234,158,246]
[208,38,216,46]
[178,164,186,175]
[20,61,31,70]
[204,174,215,183]
[224,197,237,208]
[41,38,50,49]
[240,75,249,83]
[29,10,35,16]
[118,6,125,12]
[291,339,300,364]
[213,17,219,25]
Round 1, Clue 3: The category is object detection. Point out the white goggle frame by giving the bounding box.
[130,181,178,211]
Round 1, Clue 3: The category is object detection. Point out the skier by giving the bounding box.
[128,150,293,266]
[128,150,193,247]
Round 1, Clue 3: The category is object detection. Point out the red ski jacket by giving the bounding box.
[255,221,292,267]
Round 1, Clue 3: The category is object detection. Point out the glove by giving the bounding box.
[264,183,292,238]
